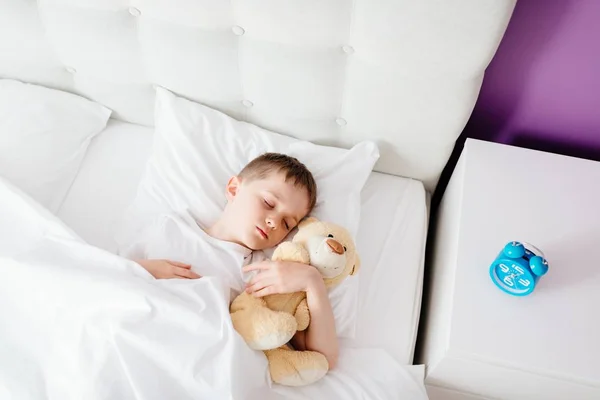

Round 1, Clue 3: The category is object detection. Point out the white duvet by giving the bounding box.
[0,177,428,400]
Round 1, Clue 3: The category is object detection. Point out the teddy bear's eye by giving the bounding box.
[343,246,347,251]
[327,234,334,238]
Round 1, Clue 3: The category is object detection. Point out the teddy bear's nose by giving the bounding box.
[326,239,344,255]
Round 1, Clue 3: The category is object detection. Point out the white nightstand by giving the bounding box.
[418,139,600,400]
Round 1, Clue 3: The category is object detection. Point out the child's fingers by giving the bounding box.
[246,273,270,287]
[242,262,272,273]
[174,267,201,279]
[168,260,192,269]
[245,278,273,294]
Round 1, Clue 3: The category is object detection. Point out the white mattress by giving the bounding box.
[58,119,428,365]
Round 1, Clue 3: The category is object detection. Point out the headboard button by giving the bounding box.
[241,99,254,108]
[342,45,354,54]
[336,118,347,126]
[128,7,141,17]
[232,26,245,36]
[65,66,76,74]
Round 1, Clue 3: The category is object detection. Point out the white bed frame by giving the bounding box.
[1,0,515,192]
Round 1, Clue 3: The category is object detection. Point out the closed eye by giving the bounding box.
[284,221,290,230]
[264,199,274,209]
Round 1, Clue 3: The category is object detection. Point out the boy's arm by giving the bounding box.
[242,260,339,368]
[300,278,339,369]
[290,330,307,350]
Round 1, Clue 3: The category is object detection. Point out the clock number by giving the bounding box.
[503,275,514,287]
[499,263,509,273]
[518,278,530,287]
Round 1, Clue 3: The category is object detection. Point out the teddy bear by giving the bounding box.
[230,217,360,387]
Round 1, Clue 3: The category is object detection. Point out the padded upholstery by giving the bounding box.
[0,0,515,191]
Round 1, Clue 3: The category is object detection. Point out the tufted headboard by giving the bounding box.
[0,0,515,191]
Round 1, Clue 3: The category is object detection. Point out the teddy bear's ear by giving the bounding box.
[350,253,361,275]
[298,216,319,229]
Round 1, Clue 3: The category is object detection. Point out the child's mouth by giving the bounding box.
[256,226,268,239]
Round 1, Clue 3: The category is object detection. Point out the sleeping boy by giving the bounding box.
[128,153,339,369]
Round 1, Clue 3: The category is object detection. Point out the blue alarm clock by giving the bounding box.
[489,241,549,296]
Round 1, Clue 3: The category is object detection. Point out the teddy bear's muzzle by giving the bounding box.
[326,238,344,255]
[305,236,347,279]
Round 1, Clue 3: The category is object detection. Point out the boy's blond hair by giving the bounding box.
[238,153,317,213]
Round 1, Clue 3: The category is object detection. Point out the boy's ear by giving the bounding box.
[225,176,241,200]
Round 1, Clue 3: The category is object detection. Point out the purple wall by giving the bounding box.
[463,0,600,159]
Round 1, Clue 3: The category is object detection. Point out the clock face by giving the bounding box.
[491,259,535,296]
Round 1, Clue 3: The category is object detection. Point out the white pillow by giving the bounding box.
[0,79,111,213]
[116,87,379,337]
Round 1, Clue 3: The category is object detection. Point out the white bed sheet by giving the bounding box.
[348,172,428,364]
[58,119,428,365]
[1,176,428,400]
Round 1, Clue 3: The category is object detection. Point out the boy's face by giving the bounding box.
[224,172,311,250]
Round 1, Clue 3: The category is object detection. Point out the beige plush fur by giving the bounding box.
[230,218,360,386]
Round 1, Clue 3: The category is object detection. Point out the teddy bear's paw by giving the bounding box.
[247,310,297,350]
[250,330,295,351]
[266,347,329,387]
[232,309,298,350]
[276,367,328,387]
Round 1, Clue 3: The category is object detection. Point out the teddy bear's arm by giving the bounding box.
[272,241,310,264]
[294,298,311,331]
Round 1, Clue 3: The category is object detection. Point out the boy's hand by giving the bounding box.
[134,259,201,279]
[243,261,322,297]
